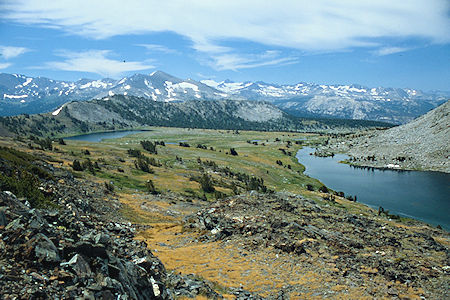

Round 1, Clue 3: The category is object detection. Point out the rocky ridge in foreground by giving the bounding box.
[0,149,226,299]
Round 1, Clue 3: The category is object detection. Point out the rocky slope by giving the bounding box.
[320,100,450,172]
[182,192,449,298]
[0,95,390,137]
[1,72,447,124]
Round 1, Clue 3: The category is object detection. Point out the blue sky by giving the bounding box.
[0,0,449,91]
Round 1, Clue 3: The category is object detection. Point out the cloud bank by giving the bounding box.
[2,0,449,70]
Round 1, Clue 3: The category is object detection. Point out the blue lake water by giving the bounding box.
[65,130,147,142]
[296,147,450,230]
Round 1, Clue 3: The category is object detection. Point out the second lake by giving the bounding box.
[296,147,450,231]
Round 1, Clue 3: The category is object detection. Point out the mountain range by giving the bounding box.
[1,71,448,123]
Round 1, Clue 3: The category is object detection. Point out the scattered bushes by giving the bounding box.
[72,160,83,171]
[104,181,114,193]
[127,149,142,158]
[0,147,53,208]
[318,185,329,193]
[146,179,158,194]
[71,158,100,174]
[199,173,215,193]
[134,157,154,173]
[229,148,238,156]
[33,137,52,150]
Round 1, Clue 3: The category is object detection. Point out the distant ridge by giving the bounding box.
[0,95,390,137]
[0,71,448,123]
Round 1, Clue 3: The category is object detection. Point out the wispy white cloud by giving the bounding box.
[137,44,178,54]
[0,45,29,59]
[372,46,410,56]
[208,51,298,71]
[42,50,154,77]
[0,63,12,69]
[2,1,448,50]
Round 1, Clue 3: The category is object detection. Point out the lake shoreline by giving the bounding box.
[64,129,150,142]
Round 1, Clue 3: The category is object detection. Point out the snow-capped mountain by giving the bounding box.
[0,71,225,116]
[1,71,447,123]
[200,80,448,124]
[96,72,226,102]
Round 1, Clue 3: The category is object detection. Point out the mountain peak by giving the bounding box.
[150,70,171,77]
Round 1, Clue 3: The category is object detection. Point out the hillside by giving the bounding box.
[0,95,389,137]
[1,72,447,124]
[321,100,450,172]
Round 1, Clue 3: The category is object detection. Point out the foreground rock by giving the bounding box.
[0,189,171,299]
[320,100,450,173]
[185,192,450,299]
[0,153,224,299]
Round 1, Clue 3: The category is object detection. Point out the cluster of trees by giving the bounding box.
[29,136,53,150]
[134,157,154,173]
[199,173,215,193]
[127,148,162,173]
[72,158,100,174]
[195,158,269,194]
[140,140,157,154]
[127,149,142,157]
[196,144,215,151]
[278,148,293,156]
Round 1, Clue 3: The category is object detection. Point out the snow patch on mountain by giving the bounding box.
[176,82,199,92]
[52,103,67,116]
[4,94,28,99]
[22,78,32,87]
